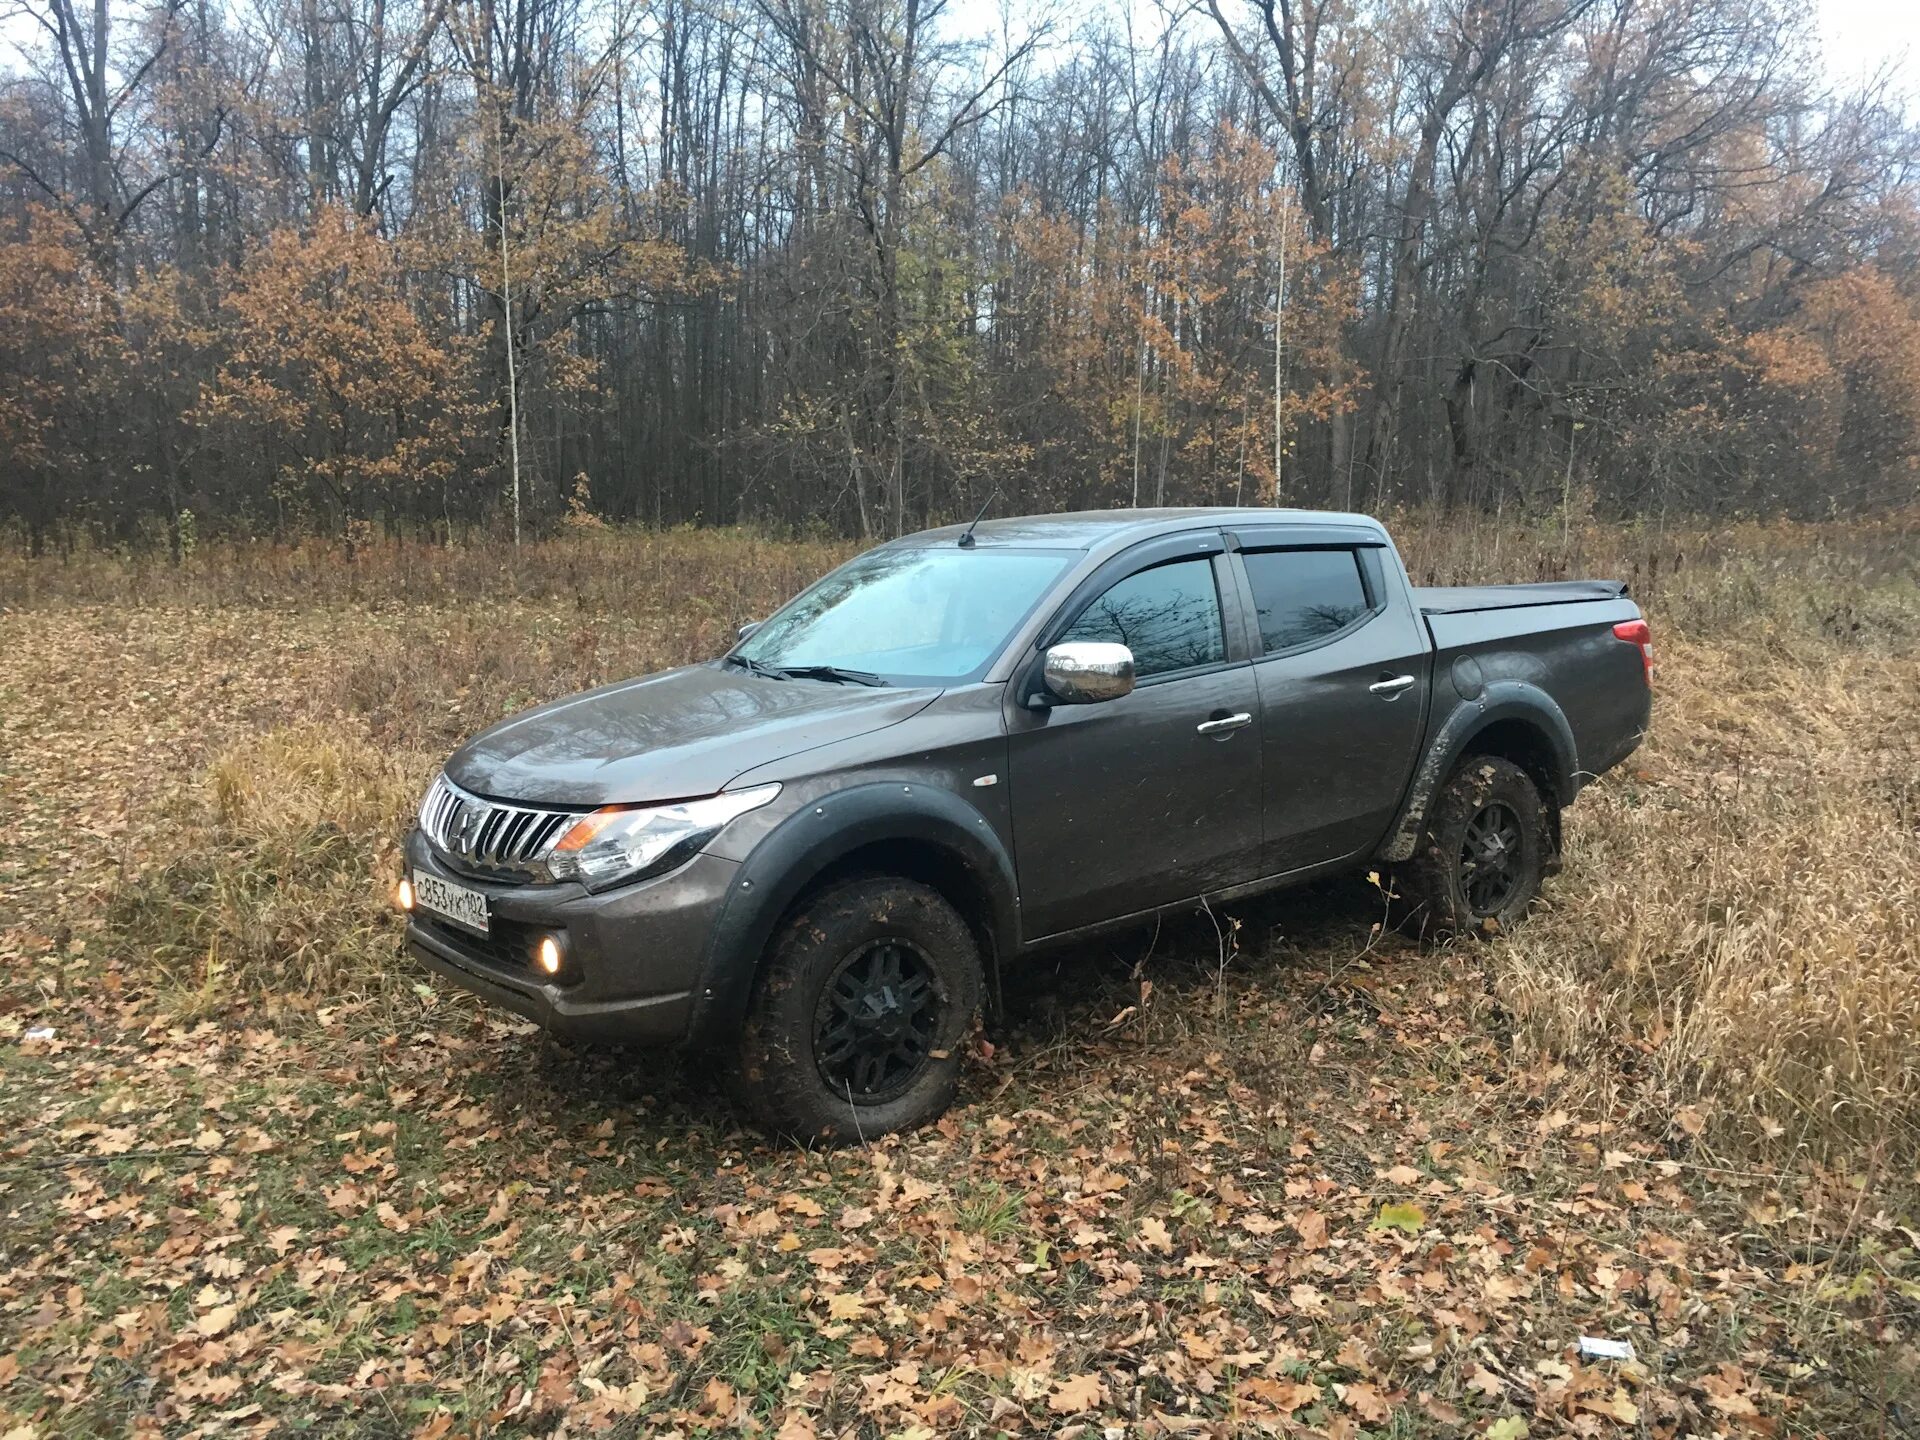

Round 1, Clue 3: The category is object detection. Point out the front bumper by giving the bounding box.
[403,829,738,1045]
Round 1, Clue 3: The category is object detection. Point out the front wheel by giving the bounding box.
[736,877,982,1143]
[1391,755,1554,939]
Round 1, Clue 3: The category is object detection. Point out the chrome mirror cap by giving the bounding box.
[736,619,763,641]
[1042,641,1135,704]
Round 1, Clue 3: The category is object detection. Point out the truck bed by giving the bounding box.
[1414,579,1628,615]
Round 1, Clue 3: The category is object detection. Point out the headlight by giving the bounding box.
[544,784,781,890]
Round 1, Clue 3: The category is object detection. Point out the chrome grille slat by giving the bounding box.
[499,809,537,858]
[475,806,508,860]
[526,812,567,856]
[419,775,579,881]
[426,782,452,837]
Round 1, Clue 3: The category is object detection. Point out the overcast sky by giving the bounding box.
[1817,0,1920,90]
[2,0,1914,106]
[945,0,1919,102]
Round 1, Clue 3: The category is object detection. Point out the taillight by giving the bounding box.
[1613,619,1653,684]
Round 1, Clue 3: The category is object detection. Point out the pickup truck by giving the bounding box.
[402,508,1651,1140]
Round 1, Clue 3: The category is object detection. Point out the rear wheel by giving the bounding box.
[736,876,981,1143]
[1392,755,1553,939]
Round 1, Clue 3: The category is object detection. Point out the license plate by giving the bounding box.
[413,870,490,935]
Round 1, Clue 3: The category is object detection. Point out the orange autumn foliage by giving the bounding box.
[1745,267,1920,506]
[998,126,1359,509]
[192,210,478,529]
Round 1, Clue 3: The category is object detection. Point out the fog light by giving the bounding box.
[536,935,562,976]
[396,877,414,912]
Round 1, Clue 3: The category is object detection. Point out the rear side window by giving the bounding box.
[1243,548,1372,653]
[1060,557,1224,678]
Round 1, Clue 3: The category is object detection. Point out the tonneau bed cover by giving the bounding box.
[1415,580,1628,615]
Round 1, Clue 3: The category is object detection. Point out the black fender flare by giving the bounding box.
[1377,682,1578,864]
[684,782,1020,1047]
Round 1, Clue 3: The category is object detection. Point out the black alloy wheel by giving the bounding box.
[813,938,941,1103]
[1460,801,1525,915]
[735,875,983,1143]
[1389,754,1554,940]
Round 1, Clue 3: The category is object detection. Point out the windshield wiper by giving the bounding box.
[773,664,888,687]
[724,653,786,680]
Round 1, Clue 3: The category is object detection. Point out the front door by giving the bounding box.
[1007,550,1264,939]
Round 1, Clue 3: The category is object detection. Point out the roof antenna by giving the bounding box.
[957,485,999,548]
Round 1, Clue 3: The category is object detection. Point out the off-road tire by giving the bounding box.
[1392,755,1553,940]
[736,876,982,1144]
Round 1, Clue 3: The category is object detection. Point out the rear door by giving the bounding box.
[1007,534,1264,939]
[1228,537,1430,875]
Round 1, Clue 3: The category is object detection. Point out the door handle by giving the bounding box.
[1195,712,1253,735]
[1369,675,1416,697]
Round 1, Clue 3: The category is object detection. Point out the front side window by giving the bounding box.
[1242,548,1372,653]
[735,545,1074,684]
[1060,557,1225,678]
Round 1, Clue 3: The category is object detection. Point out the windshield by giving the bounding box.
[733,545,1077,685]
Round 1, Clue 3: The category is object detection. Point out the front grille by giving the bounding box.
[422,915,560,976]
[420,774,579,881]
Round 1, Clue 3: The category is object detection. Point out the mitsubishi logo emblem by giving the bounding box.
[453,805,481,854]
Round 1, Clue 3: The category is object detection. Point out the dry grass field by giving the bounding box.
[1,516,1917,1439]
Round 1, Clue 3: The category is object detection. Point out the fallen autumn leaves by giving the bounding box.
[0,1007,1828,1438]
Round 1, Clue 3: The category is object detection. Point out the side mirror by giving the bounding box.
[736,620,763,642]
[1041,641,1135,705]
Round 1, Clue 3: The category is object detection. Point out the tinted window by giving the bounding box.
[1243,548,1372,652]
[1061,558,1224,678]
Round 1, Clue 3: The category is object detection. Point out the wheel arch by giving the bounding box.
[685,783,1017,1047]
[1378,683,1576,864]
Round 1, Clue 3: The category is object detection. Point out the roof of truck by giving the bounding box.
[904,506,1386,550]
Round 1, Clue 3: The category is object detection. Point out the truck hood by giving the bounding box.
[445,663,940,807]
